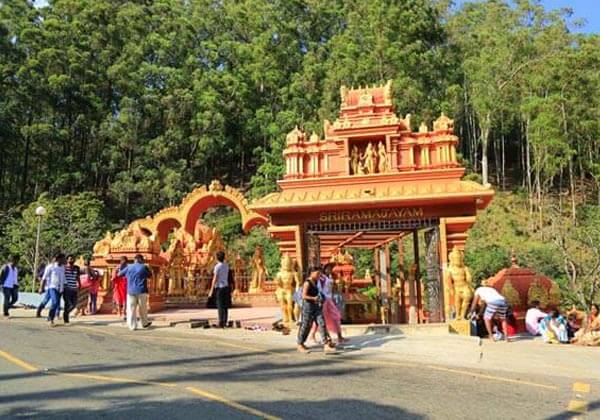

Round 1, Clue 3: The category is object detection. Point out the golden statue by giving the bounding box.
[249,246,268,293]
[443,246,473,320]
[377,142,387,173]
[167,244,186,295]
[363,142,376,174]
[93,232,112,256]
[350,145,360,175]
[275,255,297,323]
[364,269,374,284]
[292,259,303,323]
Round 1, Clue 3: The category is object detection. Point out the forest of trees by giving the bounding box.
[0,1,599,305]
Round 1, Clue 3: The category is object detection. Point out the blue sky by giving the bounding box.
[34,0,598,33]
[453,0,598,33]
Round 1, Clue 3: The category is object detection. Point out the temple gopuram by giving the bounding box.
[250,80,494,322]
[91,80,494,324]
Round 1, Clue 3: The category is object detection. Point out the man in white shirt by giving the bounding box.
[525,300,547,336]
[1,255,20,319]
[209,251,231,328]
[42,253,66,327]
[469,281,509,342]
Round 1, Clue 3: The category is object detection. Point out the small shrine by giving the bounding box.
[488,251,561,331]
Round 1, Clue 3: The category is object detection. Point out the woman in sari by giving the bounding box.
[572,304,600,346]
[112,256,128,319]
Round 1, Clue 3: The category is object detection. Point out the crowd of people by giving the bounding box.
[526,301,600,346]
[3,252,599,349]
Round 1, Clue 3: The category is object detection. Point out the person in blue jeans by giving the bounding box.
[36,260,60,318]
[42,253,66,327]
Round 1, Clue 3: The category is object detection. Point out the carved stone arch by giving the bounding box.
[121,181,268,246]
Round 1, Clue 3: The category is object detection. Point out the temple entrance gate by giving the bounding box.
[250,80,494,324]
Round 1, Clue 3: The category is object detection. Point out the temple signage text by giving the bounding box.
[319,207,424,223]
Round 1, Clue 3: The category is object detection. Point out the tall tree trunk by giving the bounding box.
[560,103,576,222]
[480,113,491,185]
[525,117,533,215]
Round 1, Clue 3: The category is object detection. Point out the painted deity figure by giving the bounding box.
[249,246,268,293]
[275,255,297,323]
[377,142,388,173]
[362,142,376,174]
[443,246,474,320]
[350,145,360,175]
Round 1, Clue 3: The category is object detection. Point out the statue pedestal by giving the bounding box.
[448,319,472,336]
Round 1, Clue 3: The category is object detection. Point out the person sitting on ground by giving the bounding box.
[572,304,600,346]
[525,300,547,336]
[297,266,336,354]
[468,281,509,342]
[566,313,581,340]
[539,310,569,344]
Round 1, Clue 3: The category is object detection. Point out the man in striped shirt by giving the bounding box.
[63,255,81,324]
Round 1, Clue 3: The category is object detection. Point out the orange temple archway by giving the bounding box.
[135,180,269,242]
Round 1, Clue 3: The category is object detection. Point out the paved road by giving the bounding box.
[0,318,597,419]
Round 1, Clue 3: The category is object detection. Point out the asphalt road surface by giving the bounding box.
[0,318,597,419]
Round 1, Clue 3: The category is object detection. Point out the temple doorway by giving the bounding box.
[304,218,443,323]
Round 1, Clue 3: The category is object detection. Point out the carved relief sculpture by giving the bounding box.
[363,142,376,174]
[249,246,268,293]
[350,145,360,175]
[377,142,388,173]
[443,246,474,320]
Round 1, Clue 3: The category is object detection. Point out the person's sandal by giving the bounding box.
[297,344,310,354]
[324,343,337,353]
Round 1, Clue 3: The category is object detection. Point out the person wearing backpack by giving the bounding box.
[1,255,20,319]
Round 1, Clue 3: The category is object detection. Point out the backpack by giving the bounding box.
[0,265,9,287]
[227,267,235,291]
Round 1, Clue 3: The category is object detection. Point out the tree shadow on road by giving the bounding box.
[1,394,426,419]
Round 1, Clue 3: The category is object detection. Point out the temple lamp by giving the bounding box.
[32,205,46,293]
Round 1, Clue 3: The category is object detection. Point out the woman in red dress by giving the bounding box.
[112,256,128,319]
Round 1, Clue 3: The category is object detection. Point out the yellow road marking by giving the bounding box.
[1,345,279,419]
[572,382,591,393]
[567,400,588,413]
[58,372,177,388]
[186,386,280,420]
[9,318,562,392]
[425,365,558,391]
[0,349,38,372]
[348,359,557,391]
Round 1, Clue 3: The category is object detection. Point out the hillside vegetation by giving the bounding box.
[0,1,598,305]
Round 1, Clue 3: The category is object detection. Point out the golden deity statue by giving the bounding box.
[443,246,474,320]
[350,145,360,175]
[275,255,297,323]
[363,142,376,174]
[377,142,387,173]
[249,246,268,293]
